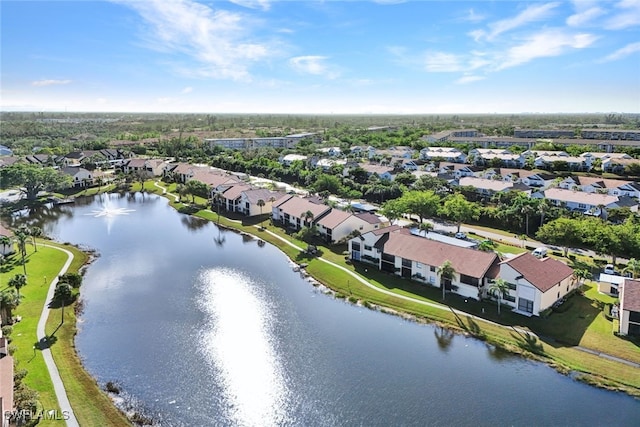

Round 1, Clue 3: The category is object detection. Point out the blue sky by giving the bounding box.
[1,0,639,114]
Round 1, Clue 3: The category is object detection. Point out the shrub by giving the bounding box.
[105,381,121,394]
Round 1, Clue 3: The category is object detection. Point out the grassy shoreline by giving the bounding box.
[5,184,637,427]
[143,184,640,398]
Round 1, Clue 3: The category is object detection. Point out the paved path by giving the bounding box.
[153,181,179,202]
[255,226,640,368]
[37,244,80,427]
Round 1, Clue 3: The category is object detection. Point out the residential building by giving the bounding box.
[271,195,331,230]
[619,279,640,336]
[534,155,590,171]
[602,157,640,174]
[498,252,575,316]
[60,166,95,188]
[538,188,636,214]
[360,163,395,180]
[316,209,382,244]
[0,225,14,256]
[280,154,308,166]
[318,147,342,156]
[0,157,19,168]
[0,332,14,427]
[439,162,480,179]
[481,168,556,188]
[420,147,467,163]
[122,158,167,177]
[424,129,479,143]
[580,129,640,141]
[348,226,500,301]
[205,132,320,150]
[237,188,286,217]
[558,176,640,199]
[514,129,576,139]
[458,176,518,196]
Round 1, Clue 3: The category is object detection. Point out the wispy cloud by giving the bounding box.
[31,79,72,87]
[567,3,605,27]
[424,52,464,72]
[600,41,640,62]
[497,29,597,70]
[113,0,275,81]
[289,55,340,79]
[472,2,560,41]
[605,0,640,29]
[181,86,193,94]
[459,8,486,23]
[455,75,485,85]
[229,0,271,11]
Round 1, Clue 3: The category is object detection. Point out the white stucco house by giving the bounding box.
[498,252,575,316]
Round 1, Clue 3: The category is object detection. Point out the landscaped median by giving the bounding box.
[185,199,640,398]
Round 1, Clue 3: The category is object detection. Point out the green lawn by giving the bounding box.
[1,241,130,426]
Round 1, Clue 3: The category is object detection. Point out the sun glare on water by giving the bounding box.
[198,268,291,426]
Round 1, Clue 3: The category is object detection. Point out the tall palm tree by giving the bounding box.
[623,258,640,279]
[0,290,19,326]
[437,260,456,301]
[488,278,510,315]
[14,227,29,275]
[257,199,266,227]
[29,226,42,252]
[9,274,27,299]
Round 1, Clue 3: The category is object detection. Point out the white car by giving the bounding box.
[604,264,616,275]
[454,232,467,239]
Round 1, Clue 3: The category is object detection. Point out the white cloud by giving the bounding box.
[567,6,606,27]
[455,75,485,85]
[497,29,598,70]
[113,0,274,81]
[424,52,464,72]
[600,41,640,61]
[289,56,340,79]
[460,8,486,23]
[31,79,72,87]
[229,0,271,11]
[181,86,193,94]
[605,0,640,29]
[475,2,560,41]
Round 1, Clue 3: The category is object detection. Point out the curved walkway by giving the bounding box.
[257,227,534,337]
[257,226,640,368]
[153,181,178,202]
[37,244,80,427]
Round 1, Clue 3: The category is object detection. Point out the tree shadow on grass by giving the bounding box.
[33,334,58,351]
[510,329,545,356]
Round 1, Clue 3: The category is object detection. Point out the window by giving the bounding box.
[518,298,534,313]
[430,266,436,272]
[504,294,516,303]
[416,262,422,269]
[429,276,435,284]
[352,242,361,251]
[507,282,517,290]
[364,245,372,251]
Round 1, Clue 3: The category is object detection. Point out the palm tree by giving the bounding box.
[14,227,29,275]
[418,222,433,237]
[623,258,640,279]
[29,226,42,252]
[0,235,12,254]
[488,278,510,315]
[477,239,497,252]
[437,260,456,301]
[257,199,266,228]
[0,290,20,326]
[9,274,27,299]
[54,282,73,324]
[302,210,314,227]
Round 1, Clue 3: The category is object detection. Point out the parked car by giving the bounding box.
[604,264,616,275]
[454,232,467,239]
[532,247,548,258]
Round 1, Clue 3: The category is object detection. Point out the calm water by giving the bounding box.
[17,193,640,426]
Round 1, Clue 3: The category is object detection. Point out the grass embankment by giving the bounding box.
[1,240,130,426]
[167,192,640,397]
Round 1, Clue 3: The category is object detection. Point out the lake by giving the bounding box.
[17,193,640,426]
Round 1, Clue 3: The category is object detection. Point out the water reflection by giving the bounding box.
[197,268,290,426]
[180,215,209,232]
[433,326,455,353]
